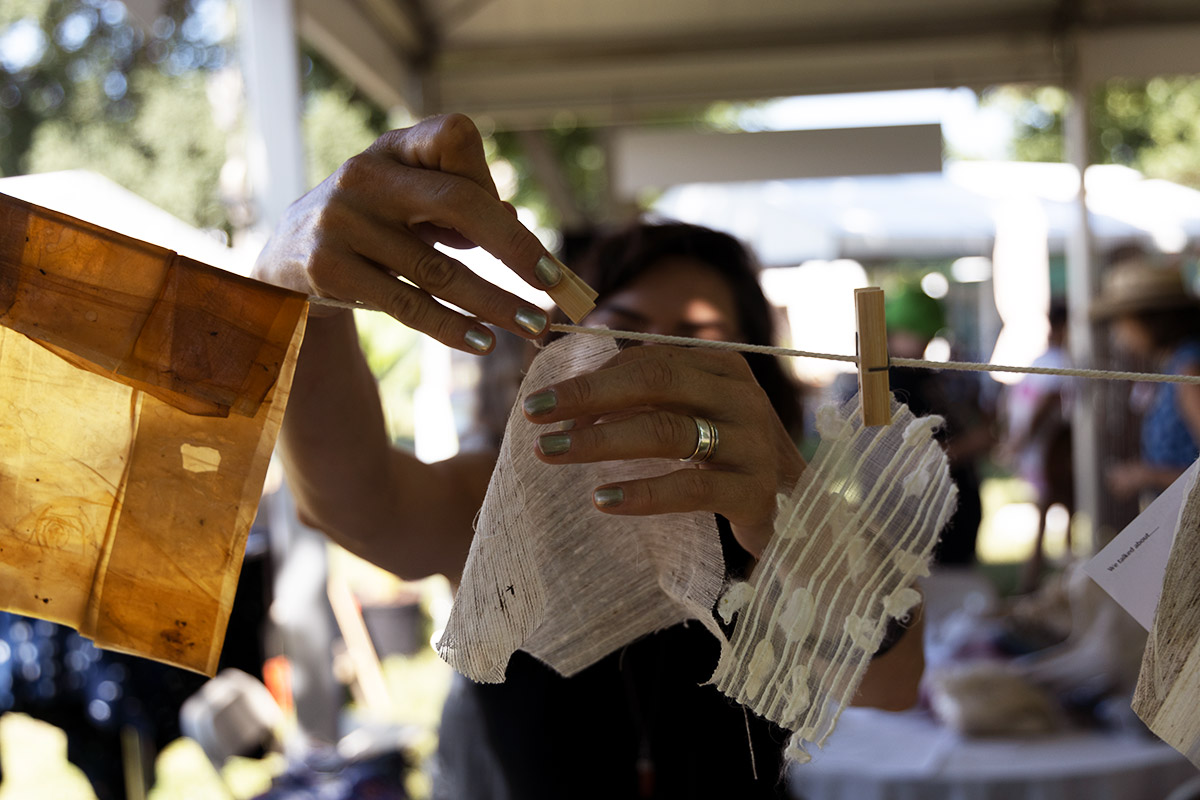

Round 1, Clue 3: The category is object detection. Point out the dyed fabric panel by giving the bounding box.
[0,192,306,674]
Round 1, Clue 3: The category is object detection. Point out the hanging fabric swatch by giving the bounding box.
[1132,463,1200,768]
[0,192,307,675]
[437,332,726,682]
[711,395,957,762]
[438,332,956,762]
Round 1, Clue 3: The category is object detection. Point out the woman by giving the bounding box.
[436,221,806,799]
[1094,258,1200,501]
[253,115,922,798]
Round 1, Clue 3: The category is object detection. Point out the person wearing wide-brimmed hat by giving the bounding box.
[1093,257,1200,500]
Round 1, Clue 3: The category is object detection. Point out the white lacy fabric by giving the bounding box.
[437,333,956,763]
[710,396,957,762]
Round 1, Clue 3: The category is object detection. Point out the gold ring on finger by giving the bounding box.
[681,416,719,464]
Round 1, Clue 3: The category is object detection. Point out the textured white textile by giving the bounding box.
[437,334,724,682]
[438,333,956,764]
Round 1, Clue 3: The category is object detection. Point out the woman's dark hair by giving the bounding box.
[558,220,804,436]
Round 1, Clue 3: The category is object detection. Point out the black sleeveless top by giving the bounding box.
[434,518,790,800]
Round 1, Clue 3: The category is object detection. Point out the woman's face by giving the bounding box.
[584,256,742,343]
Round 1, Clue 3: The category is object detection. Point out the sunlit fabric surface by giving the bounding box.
[439,333,956,764]
[0,193,306,674]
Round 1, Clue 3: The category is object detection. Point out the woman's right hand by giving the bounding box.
[251,113,560,354]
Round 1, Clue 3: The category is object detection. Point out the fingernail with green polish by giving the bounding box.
[534,255,563,288]
[515,307,548,335]
[538,432,571,456]
[523,389,557,416]
[465,327,493,353]
[594,487,625,508]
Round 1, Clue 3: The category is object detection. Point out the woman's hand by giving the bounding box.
[521,344,806,559]
[251,114,558,354]
[1107,460,1188,499]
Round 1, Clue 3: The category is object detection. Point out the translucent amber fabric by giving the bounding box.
[0,192,306,674]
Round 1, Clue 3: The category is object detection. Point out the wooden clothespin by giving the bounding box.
[542,254,598,323]
[855,287,891,426]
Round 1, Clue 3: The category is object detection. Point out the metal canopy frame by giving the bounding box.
[295,0,1200,125]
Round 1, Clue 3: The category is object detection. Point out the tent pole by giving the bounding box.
[236,0,307,236]
[236,0,343,745]
[1064,79,1103,551]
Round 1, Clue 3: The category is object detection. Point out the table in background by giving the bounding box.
[788,707,1199,800]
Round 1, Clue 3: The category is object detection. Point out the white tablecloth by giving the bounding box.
[788,708,1199,800]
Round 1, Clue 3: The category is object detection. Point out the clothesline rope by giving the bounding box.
[549,324,1200,385]
[306,296,1200,386]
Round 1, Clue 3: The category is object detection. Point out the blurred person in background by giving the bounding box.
[1094,258,1200,503]
[1000,302,1075,591]
[845,283,994,566]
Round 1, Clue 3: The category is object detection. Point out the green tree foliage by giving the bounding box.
[299,48,390,189]
[1,0,232,230]
[294,47,422,446]
[27,66,228,228]
[1,2,395,239]
[984,78,1200,188]
[491,119,610,232]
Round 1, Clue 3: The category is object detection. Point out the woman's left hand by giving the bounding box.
[521,344,806,559]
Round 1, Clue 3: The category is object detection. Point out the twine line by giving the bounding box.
[549,324,1200,386]
[306,296,1200,386]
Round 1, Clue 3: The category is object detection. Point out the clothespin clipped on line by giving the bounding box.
[544,254,598,323]
[855,287,891,426]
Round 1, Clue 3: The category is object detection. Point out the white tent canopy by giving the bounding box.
[0,170,258,275]
[653,162,1200,266]
[290,0,1200,126]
